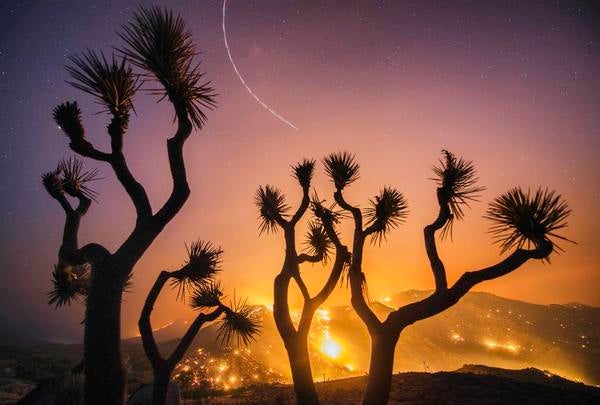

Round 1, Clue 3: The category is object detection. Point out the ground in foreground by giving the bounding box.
[214,366,600,404]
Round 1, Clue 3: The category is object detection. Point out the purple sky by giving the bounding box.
[0,0,598,343]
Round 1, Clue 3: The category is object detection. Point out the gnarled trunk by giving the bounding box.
[273,272,320,405]
[286,334,320,405]
[151,369,171,405]
[362,333,398,405]
[84,262,127,405]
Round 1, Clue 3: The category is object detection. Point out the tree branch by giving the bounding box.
[293,274,311,302]
[334,190,363,231]
[167,306,225,368]
[68,138,112,162]
[49,190,103,267]
[273,272,298,339]
[424,188,451,291]
[312,251,348,308]
[349,270,382,333]
[333,190,381,332]
[297,253,323,264]
[53,192,75,215]
[386,240,554,330]
[452,240,553,297]
[152,104,193,229]
[108,116,152,220]
[74,194,92,216]
[322,219,344,250]
[312,220,349,307]
[139,269,226,372]
[363,222,382,237]
[290,186,310,225]
[139,270,171,369]
[113,105,194,268]
[297,301,315,335]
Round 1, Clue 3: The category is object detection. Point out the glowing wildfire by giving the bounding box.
[166,296,596,392]
[320,330,342,359]
[173,347,285,392]
[315,309,342,359]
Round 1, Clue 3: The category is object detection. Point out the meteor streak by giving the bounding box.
[222,0,299,130]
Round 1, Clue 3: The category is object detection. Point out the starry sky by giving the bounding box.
[0,0,598,343]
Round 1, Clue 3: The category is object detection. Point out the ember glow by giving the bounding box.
[320,331,342,359]
[483,339,520,354]
[172,347,285,392]
[157,288,599,395]
[314,308,342,361]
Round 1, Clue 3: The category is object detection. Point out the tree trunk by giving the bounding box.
[151,369,171,405]
[286,335,320,405]
[84,262,127,405]
[362,334,398,405]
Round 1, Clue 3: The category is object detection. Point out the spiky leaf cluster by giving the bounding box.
[365,187,409,244]
[255,185,289,234]
[304,222,333,263]
[42,157,100,201]
[485,187,572,254]
[311,197,343,225]
[171,241,222,301]
[42,170,64,199]
[323,152,360,190]
[53,101,84,141]
[65,50,138,116]
[48,264,89,307]
[292,159,315,189]
[58,157,101,201]
[190,281,223,310]
[432,150,485,238]
[218,299,261,347]
[118,5,216,129]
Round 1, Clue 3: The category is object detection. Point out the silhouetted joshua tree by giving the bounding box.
[255,160,350,405]
[322,150,572,405]
[41,6,216,404]
[139,241,260,405]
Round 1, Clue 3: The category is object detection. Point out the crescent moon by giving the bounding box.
[222,0,299,130]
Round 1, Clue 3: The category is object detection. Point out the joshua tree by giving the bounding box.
[255,159,350,405]
[41,6,216,404]
[139,240,260,405]
[322,150,572,405]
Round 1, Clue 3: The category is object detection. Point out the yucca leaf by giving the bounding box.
[48,263,90,308]
[118,5,216,129]
[304,222,332,263]
[170,241,223,301]
[432,150,485,238]
[485,187,573,255]
[53,101,84,141]
[323,152,360,190]
[217,297,261,347]
[42,169,64,199]
[65,49,138,117]
[311,196,344,225]
[292,159,315,189]
[190,281,224,310]
[255,185,289,234]
[58,157,101,201]
[365,187,408,244]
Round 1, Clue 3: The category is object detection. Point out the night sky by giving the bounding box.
[0,0,598,343]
